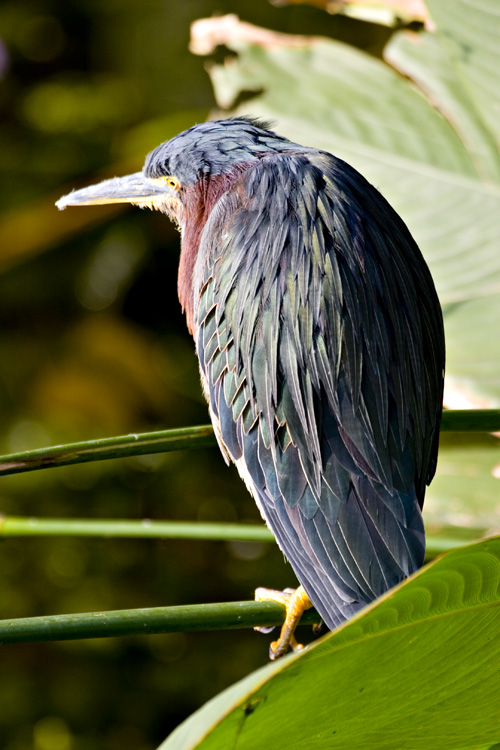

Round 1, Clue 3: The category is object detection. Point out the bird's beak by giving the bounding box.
[56,172,180,215]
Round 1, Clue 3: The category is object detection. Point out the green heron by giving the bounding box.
[57,117,445,658]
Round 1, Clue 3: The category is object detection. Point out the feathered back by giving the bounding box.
[194,149,444,628]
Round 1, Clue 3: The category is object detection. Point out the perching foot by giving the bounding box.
[255,585,314,660]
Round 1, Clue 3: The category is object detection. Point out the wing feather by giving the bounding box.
[195,150,444,629]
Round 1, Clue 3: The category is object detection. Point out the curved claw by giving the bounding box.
[255,585,314,660]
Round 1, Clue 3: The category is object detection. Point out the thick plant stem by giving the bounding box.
[0,600,320,645]
[0,516,477,559]
[0,424,216,477]
[0,410,498,477]
[0,517,274,541]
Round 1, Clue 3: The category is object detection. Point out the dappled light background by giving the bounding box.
[0,2,394,749]
[3,0,500,748]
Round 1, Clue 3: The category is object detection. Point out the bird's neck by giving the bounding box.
[177,181,205,336]
[177,166,250,336]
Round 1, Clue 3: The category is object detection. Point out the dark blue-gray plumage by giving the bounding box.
[57,117,445,651]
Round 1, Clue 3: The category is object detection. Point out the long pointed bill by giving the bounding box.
[56,172,177,213]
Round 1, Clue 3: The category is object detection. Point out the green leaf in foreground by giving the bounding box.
[159,538,500,750]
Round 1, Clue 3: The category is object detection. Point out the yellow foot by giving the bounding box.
[255,585,314,660]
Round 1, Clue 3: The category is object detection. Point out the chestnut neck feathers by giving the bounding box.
[177,163,254,335]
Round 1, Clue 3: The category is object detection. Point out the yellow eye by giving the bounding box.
[164,176,180,192]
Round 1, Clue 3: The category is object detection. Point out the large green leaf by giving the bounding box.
[427,433,500,529]
[191,9,500,521]
[194,11,500,408]
[159,537,500,749]
[425,0,500,154]
[385,26,500,182]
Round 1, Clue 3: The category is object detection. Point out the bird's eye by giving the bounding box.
[164,176,180,192]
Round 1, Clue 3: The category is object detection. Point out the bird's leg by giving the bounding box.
[255,585,313,660]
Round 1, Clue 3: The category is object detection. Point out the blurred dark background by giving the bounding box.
[0,2,392,748]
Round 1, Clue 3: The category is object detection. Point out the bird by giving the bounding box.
[57,117,445,658]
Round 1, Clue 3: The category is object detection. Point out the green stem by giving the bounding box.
[440,409,500,432]
[0,517,274,542]
[0,424,216,477]
[0,515,478,558]
[0,410,498,478]
[0,600,320,645]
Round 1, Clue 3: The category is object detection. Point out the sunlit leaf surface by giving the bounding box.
[160,538,500,750]
[190,9,500,528]
[196,9,500,408]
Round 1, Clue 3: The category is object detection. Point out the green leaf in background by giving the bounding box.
[430,433,500,530]
[425,0,500,154]
[159,537,500,750]
[385,25,500,182]
[190,7,500,527]
[271,0,430,27]
[192,8,500,403]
